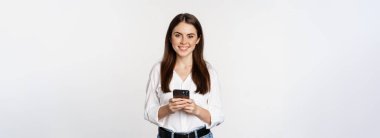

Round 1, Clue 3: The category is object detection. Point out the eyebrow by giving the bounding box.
[173,32,196,35]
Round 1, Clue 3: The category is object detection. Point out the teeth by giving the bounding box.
[179,46,189,50]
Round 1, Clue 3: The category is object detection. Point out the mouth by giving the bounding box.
[178,46,189,51]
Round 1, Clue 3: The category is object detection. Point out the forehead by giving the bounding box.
[172,22,197,34]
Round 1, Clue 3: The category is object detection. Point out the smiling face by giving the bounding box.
[170,22,200,58]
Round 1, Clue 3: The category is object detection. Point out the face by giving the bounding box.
[170,22,200,58]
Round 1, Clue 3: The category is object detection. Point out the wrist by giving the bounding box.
[194,105,201,116]
[166,104,174,114]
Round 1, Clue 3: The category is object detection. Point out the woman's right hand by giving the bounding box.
[158,98,188,120]
[168,98,188,113]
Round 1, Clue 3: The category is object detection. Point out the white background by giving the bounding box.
[0,0,379,138]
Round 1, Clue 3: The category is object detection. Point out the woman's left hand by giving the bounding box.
[182,99,212,125]
[182,99,200,116]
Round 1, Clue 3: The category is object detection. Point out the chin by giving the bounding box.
[176,52,191,58]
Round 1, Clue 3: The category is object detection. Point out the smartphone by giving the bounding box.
[173,89,190,99]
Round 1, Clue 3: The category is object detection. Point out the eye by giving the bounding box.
[188,35,194,39]
[174,34,181,37]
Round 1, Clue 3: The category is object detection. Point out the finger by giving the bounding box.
[183,108,194,114]
[171,103,186,109]
[176,104,187,108]
[179,98,190,102]
[170,106,183,111]
[170,103,183,108]
[182,99,193,104]
[174,100,188,105]
[170,98,181,102]
[183,106,194,111]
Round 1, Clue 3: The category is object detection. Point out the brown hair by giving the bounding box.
[160,13,210,94]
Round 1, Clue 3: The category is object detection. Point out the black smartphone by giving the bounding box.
[173,89,190,99]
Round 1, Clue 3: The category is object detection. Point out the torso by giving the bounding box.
[174,66,192,82]
[146,62,220,132]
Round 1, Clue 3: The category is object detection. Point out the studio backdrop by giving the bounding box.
[0,0,379,138]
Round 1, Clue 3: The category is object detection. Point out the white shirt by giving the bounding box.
[144,62,224,132]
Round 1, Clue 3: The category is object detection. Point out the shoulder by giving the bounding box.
[152,61,161,71]
[205,61,218,76]
[149,61,161,78]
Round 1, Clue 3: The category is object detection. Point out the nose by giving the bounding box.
[180,36,188,44]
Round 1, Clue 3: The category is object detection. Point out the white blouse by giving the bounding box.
[144,62,224,132]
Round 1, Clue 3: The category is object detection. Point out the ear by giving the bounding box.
[196,37,200,44]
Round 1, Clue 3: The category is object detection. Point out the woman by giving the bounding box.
[144,13,224,138]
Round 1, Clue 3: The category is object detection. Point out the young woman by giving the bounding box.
[144,13,224,138]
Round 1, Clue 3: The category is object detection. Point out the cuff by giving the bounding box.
[205,107,224,129]
[145,106,165,127]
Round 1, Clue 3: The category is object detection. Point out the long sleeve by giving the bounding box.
[144,64,164,126]
[205,67,225,129]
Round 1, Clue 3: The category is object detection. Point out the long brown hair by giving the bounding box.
[160,13,210,94]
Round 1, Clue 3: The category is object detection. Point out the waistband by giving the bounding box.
[158,126,210,138]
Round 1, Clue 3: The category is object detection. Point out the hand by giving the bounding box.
[182,99,200,115]
[167,98,187,113]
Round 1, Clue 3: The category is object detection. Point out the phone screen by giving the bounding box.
[173,89,190,99]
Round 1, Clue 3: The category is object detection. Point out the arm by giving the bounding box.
[183,101,211,125]
[205,68,224,128]
[144,63,164,126]
[183,68,224,127]
[158,105,172,120]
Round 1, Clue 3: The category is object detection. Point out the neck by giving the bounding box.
[176,54,193,68]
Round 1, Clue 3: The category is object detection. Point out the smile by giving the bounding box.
[179,46,189,50]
